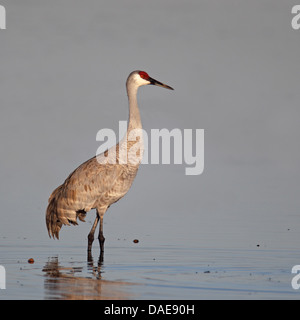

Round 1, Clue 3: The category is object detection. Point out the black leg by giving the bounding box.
[87,214,99,252]
[98,215,105,253]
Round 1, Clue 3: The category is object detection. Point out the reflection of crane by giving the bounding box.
[46,70,173,254]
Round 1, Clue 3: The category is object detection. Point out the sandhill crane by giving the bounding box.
[46,70,174,255]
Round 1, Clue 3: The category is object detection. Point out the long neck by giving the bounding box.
[127,83,142,131]
[117,81,144,166]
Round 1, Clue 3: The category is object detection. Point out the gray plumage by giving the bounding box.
[46,70,173,253]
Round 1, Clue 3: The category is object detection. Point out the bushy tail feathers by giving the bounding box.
[46,195,63,239]
[46,185,85,239]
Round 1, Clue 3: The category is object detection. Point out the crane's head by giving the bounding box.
[127,70,174,90]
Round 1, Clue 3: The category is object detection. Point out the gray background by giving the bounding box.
[0,0,299,250]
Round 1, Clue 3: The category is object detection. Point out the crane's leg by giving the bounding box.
[98,215,105,253]
[87,213,99,252]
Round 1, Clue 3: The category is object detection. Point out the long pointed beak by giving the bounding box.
[149,77,174,90]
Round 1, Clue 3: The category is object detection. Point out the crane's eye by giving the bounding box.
[139,71,149,80]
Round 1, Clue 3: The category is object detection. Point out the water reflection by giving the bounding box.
[88,250,103,272]
[43,253,133,300]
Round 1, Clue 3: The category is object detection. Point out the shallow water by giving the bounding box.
[1,235,299,300]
